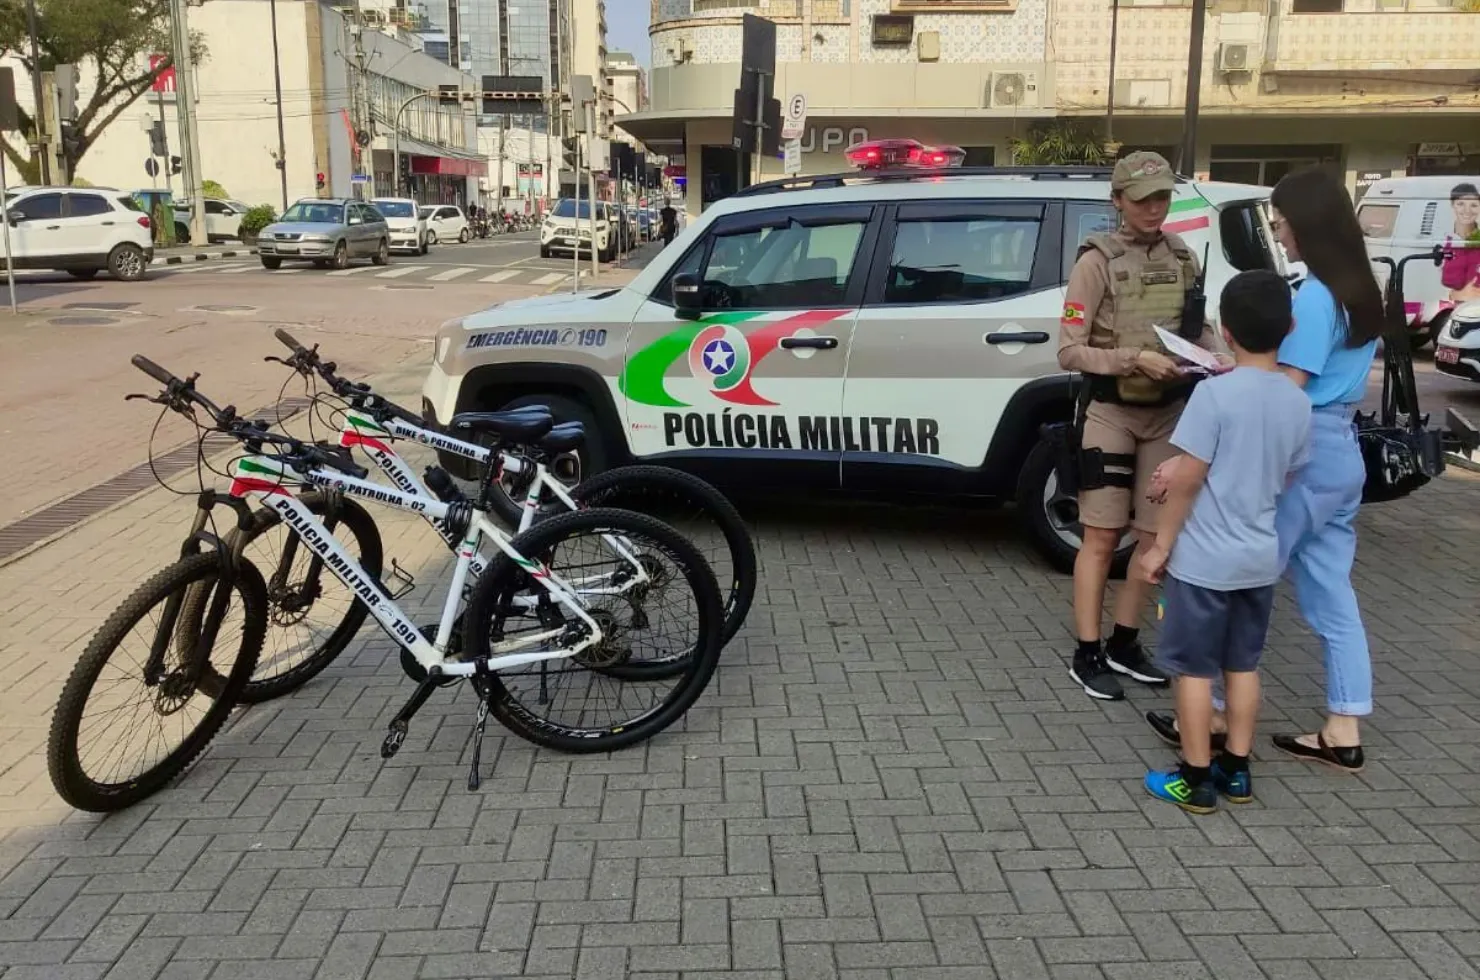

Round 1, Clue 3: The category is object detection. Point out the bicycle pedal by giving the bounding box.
[386,558,417,600]
[381,723,407,759]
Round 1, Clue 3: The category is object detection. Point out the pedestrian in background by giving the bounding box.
[1137,270,1311,814]
[1058,151,1231,702]
[1145,168,1384,773]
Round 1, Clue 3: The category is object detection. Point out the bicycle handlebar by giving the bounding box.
[266,336,424,426]
[131,354,175,387]
[274,327,306,353]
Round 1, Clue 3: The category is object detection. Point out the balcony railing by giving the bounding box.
[689,0,802,13]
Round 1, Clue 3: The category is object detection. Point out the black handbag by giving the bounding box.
[1355,252,1447,504]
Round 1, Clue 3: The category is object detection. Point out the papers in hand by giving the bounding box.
[1154,325,1222,374]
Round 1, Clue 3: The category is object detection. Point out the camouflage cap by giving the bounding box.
[1112,151,1176,201]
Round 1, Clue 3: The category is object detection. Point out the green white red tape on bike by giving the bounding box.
[229,458,290,497]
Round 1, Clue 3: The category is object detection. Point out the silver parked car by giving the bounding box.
[257,198,390,270]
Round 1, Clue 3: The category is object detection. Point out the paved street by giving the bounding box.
[0,252,1478,979]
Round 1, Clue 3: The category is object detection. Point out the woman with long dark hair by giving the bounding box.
[1147,168,1383,772]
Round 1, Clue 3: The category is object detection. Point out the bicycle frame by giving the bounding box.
[227,455,601,677]
[333,409,615,604]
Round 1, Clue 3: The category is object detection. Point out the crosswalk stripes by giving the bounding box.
[478,270,520,283]
[214,264,256,274]
[529,272,566,286]
[375,265,427,279]
[428,267,477,282]
[325,266,376,277]
[151,258,579,287]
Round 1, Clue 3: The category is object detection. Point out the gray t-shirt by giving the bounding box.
[1167,367,1312,591]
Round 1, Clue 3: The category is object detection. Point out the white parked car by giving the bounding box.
[419,204,469,244]
[2,185,153,280]
[1434,299,1480,385]
[539,198,614,261]
[172,198,251,243]
[372,197,429,254]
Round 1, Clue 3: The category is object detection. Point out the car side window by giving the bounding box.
[440,207,459,220]
[1062,202,1118,281]
[1357,203,1399,239]
[701,218,865,308]
[14,194,62,220]
[886,214,1042,304]
[66,194,112,218]
[205,200,228,216]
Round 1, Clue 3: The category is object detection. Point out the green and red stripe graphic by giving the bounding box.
[1164,198,1210,236]
[229,458,290,498]
[619,309,849,408]
[340,414,393,454]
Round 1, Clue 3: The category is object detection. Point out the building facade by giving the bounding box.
[606,50,648,141]
[14,0,483,211]
[619,0,1480,217]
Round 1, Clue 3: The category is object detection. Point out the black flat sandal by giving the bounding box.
[1145,711,1228,752]
[1271,732,1364,773]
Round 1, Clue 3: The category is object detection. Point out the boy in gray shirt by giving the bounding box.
[1138,270,1312,814]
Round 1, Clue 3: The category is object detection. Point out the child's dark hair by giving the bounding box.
[1219,269,1292,354]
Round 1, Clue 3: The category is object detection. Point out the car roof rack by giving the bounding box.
[733,165,1189,198]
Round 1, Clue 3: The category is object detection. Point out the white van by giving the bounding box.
[1356,175,1480,347]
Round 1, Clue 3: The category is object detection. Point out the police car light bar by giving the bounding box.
[844,138,966,170]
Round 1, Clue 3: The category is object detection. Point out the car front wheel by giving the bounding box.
[1016,437,1134,578]
[371,239,389,265]
[330,242,349,270]
[107,244,148,282]
[458,227,470,243]
[261,256,282,270]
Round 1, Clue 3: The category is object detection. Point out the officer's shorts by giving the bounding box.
[1078,398,1186,534]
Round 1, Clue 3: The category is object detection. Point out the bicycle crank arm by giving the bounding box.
[381,673,443,758]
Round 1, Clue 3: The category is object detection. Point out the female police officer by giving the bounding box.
[1057,151,1229,701]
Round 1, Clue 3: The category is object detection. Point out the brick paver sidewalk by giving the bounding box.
[0,374,1476,978]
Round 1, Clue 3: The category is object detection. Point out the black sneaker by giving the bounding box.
[1106,642,1170,686]
[1070,651,1125,701]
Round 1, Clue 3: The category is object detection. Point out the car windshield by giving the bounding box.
[374,200,416,218]
[282,202,345,224]
[419,206,434,219]
[552,199,603,219]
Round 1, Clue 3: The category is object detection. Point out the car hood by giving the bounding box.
[263,221,342,236]
[457,288,625,329]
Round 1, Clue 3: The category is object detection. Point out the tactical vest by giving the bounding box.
[1080,231,1198,405]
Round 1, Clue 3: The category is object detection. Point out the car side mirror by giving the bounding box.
[672,272,703,319]
[7,210,24,225]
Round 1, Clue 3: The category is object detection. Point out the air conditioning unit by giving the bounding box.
[668,38,691,63]
[1217,43,1251,72]
[988,72,1039,109]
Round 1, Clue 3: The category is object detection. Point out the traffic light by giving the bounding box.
[149,121,166,157]
[54,64,78,120]
[169,155,182,175]
[316,172,326,190]
[58,121,83,159]
[561,134,579,173]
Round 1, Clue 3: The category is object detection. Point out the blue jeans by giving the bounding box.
[1211,405,1372,717]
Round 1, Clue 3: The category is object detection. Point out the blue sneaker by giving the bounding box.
[1212,761,1253,804]
[1144,768,1218,814]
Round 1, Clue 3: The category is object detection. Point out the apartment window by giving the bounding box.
[1290,0,1342,10]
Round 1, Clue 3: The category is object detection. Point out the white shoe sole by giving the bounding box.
[1106,658,1170,686]
[1069,666,1124,701]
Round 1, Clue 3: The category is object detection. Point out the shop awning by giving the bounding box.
[611,111,689,150]
[396,137,489,177]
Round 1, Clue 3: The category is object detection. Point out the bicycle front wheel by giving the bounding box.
[47,553,268,812]
[461,507,723,754]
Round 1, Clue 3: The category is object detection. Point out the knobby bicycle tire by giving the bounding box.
[460,507,724,755]
[214,492,384,703]
[47,553,268,812]
[565,465,756,647]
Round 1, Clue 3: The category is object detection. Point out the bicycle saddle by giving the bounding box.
[538,422,585,453]
[448,408,553,441]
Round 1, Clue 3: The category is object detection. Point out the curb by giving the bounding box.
[153,247,259,266]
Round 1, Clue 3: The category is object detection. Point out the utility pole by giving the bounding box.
[167,0,207,244]
[24,0,49,184]
[586,100,597,280]
[348,0,372,197]
[270,0,290,211]
[1178,0,1208,177]
[1106,0,1120,146]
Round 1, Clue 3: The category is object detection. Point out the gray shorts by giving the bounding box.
[1157,575,1275,679]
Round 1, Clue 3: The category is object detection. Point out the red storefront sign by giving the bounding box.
[408,156,488,178]
[663,165,685,178]
[150,54,176,93]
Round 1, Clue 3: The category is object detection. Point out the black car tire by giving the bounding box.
[371,239,389,265]
[1016,437,1133,579]
[261,256,282,270]
[330,242,349,270]
[107,244,148,282]
[540,245,551,258]
[68,268,99,280]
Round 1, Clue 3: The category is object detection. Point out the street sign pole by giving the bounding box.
[0,157,17,314]
[0,67,18,313]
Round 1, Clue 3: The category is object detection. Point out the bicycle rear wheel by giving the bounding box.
[567,465,756,647]
[461,507,723,754]
[47,553,267,812]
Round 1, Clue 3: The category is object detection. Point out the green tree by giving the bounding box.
[1008,121,1111,166]
[201,179,228,199]
[0,0,207,182]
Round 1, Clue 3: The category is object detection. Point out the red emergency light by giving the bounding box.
[844,138,966,170]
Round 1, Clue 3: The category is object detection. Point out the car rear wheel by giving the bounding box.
[330,242,349,270]
[68,268,99,280]
[107,244,148,282]
[427,230,439,245]
[1016,437,1134,578]
[458,227,470,243]
[371,239,389,266]
[174,223,190,244]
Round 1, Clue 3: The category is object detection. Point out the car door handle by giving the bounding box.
[45,224,61,230]
[985,331,1050,345]
[780,336,839,350]
[101,220,115,226]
